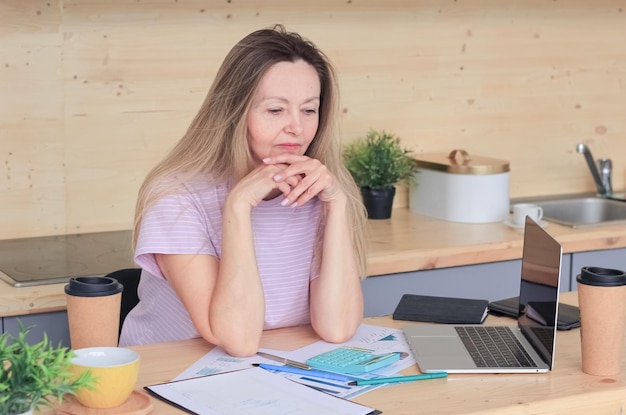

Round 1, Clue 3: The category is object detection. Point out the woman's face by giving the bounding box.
[246,60,321,164]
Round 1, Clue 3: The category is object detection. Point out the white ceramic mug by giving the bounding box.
[512,203,543,226]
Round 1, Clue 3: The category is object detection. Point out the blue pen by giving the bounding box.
[253,363,352,383]
[347,371,448,386]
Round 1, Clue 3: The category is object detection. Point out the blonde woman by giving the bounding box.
[119,25,367,356]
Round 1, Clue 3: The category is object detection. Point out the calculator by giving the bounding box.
[306,347,400,375]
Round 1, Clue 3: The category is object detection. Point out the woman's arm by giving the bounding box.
[155,252,221,344]
[154,202,265,357]
[156,164,294,357]
[264,155,364,342]
[207,193,266,356]
[309,192,364,343]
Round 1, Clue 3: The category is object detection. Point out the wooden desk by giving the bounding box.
[47,292,626,415]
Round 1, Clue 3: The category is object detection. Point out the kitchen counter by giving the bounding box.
[2,208,626,318]
[366,208,626,276]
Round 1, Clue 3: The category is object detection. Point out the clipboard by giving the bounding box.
[145,367,382,415]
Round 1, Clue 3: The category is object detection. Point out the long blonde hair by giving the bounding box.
[134,24,367,277]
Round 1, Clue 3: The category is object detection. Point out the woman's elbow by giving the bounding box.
[202,331,261,357]
[319,331,353,344]
[221,342,260,357]
[313,321,360,344]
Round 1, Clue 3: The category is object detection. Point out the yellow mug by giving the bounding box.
[69,347,140,408]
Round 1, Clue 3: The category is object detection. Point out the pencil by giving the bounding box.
[256,352,312,370]
[347,372,448,386]
[252,363,353,383]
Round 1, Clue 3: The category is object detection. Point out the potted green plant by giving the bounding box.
[0,325,95,415]
[343,129,418,219]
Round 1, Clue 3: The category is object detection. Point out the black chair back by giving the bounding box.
[105,268,141,336]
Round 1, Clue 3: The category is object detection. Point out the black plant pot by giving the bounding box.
[361,187,396,219]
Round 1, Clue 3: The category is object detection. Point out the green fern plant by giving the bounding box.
[0,325,95,415]
[343,129,418,189]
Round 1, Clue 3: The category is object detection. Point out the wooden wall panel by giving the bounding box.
[1,1,66,236]
[1,0,626,238]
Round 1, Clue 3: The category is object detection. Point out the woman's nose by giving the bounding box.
[285,112,303,136]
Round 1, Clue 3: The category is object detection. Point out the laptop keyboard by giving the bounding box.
[530,326,555,352]
[455,326,537,368]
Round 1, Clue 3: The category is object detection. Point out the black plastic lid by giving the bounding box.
[576,266,626,287]
[64,276,123,297]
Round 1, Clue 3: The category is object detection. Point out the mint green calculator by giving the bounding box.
[306,347,400,375]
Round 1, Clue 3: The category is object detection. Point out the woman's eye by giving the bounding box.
[268,108,283,115]
[304,108,318,115]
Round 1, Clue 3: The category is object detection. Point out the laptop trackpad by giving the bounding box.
[412,336,466,356]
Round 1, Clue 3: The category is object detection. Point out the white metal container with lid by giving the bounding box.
[409,149,510,223]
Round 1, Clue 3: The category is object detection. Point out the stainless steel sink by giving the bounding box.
[514,193,626,228]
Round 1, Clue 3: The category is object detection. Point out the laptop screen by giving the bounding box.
[517,216,563,368]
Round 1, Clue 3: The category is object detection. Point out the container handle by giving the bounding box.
[448,149,471,165]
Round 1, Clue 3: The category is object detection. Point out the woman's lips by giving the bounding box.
[277,144,301,153]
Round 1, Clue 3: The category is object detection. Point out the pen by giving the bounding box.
[256,352,312,370]
[253,363,353,383]
[347,372,448,386]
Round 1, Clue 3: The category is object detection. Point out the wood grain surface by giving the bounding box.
[2,1,626,239]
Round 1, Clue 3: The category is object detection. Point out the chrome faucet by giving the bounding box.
[576,143,612,197]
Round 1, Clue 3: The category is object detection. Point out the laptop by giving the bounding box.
[403,216,563,373]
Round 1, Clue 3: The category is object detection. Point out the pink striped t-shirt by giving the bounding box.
[118,177,322,346]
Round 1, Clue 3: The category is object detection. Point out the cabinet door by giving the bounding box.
[361,255,572,318]
[570,248,626,291]
[3,311,70,347]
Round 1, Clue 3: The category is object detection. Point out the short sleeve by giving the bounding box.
[134,189,220,279]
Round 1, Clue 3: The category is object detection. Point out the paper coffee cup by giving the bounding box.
[65,276,123,350]
[577,266,626,376]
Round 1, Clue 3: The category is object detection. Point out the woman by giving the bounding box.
[119,25,367,357]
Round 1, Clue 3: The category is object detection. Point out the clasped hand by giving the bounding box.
[232,155,341,209]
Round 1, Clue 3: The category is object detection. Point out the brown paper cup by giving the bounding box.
[577,266,626,376]
[65,276,123,350]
